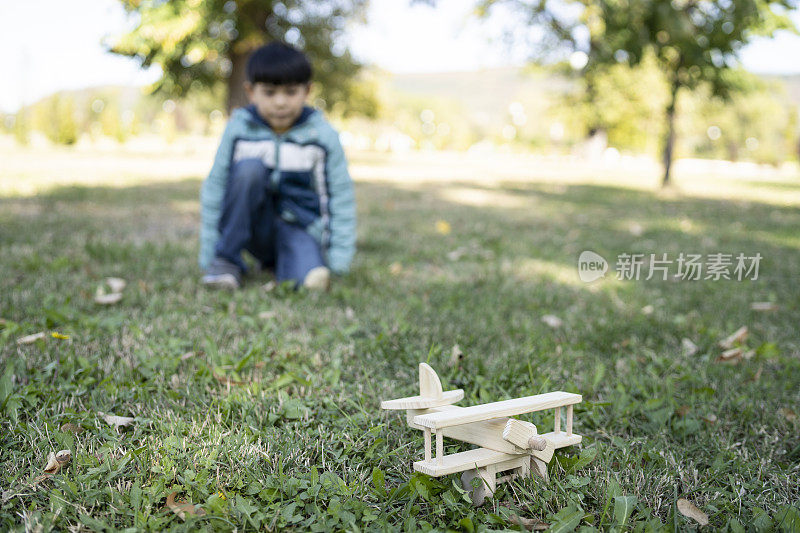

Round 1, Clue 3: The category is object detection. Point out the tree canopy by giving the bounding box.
[479,0,799,185]
[111,0,373,116]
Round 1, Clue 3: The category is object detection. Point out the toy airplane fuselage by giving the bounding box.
[381,363,583,505]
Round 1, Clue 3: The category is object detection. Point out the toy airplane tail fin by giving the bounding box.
[419,363,443,399]
[380,363,463,410]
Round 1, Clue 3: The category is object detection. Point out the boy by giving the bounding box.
[199,41,356,290]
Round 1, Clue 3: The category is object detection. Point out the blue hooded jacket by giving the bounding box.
[199,105,356,274]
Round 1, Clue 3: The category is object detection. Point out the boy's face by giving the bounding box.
[245,81,310,133]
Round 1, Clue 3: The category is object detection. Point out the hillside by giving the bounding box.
[15,68,800,123]
[387,67,570,116]
[766,74,800,104]
[389,67,800,105]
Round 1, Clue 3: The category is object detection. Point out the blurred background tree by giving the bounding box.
[11,109,30,146]
[684,74,794,164]
[110,0,376,116]
[477,0,799,185]
[32,94,79,145]
[556,54,668,154]
[4,0,798,164]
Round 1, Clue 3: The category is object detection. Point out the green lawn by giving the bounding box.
[1,149,799,531]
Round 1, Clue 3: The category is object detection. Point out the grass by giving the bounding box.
[1,145,799,531]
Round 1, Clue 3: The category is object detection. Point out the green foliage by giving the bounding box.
[99,100,129,143]
[560,53,668,152]
[549,504,585,532]
[583,0,799,182]
[555,60,799,162]
[12,108,30,146]
[55,98,79,145]
[582,0,799,95]
[478,0,799,182]
[111,0,376,116]
[613,495,637,526]
[32,94,79,146]
[682,75,795,164]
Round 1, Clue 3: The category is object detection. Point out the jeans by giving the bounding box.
[214,158,325,283]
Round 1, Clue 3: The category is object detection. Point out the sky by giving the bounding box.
[1,0,800,113]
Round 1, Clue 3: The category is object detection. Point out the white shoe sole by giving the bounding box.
[303,266,330,291]
[201,273,241,289]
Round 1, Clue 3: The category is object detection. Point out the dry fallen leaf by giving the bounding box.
[60,423,84,434]
[681,338,699,356]
[258,311,276,320]
[389,262,403,275]
[99,412,135,430]
[345,307,356,321]
[541,315,563,328]
[779,407,798,422]
[106,277,127,293]
[716,348,743,364]
[446,248,464,261]
[641,305,654,315]
[510,514,549,531]
[94,292,123,305]
[166,491,206,520]
[749,364,763,383]
[94,277,126,304]
[750,302,778,312]
[213,371,248,386]
[677,498,709,526]
[449,344,463,368]
[34,449,72,482]
[719,326,748,349]
[676,405,690,417]
[43,450,71,474]
[17,332,46,345]
[702,414,717,424]
[180,351,196,361]
[262,281,277,292]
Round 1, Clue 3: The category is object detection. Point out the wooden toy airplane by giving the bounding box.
[382,363,582,505]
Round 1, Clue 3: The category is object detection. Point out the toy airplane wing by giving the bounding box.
[411,391,581,429]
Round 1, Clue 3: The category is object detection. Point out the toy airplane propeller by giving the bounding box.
[382,363,583,505]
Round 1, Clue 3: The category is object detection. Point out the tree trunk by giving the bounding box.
[661,77,680,188]
[225,2,272,114]
[226,51,250,114]
[796,137,800,163]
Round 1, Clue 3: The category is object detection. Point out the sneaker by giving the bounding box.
[303,266,330,291]
[202,257,243,289]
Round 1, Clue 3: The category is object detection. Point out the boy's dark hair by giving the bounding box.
[246,42,312,85]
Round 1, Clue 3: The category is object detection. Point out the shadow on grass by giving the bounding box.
[6,174,791,376]
[2,176,798,281]
[2,175,799,528]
